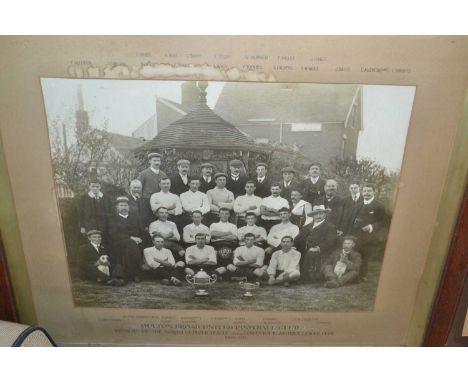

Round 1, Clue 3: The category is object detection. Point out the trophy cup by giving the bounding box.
[186,269,217,296]
[239,279,260,298]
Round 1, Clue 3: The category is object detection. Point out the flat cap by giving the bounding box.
[229,159,243,167]
[281,166,296,174]
[147,152,162,159]
[86,229,102,236]
[177,159,190,166]
[214,172,228,180]
[256,162,268,168]
[200,162,215,169]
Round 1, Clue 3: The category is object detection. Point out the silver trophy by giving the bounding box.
[239,279,260,298]
[186,269,217,296]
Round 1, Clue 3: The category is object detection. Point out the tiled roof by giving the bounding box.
[139,102,254,151]
[106,131,145,155]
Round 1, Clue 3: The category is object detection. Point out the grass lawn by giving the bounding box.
[72,260,381,312]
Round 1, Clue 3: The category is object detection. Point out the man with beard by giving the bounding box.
[302,162,326,205]
[294,205,338,282]
[226,159,247,198]
[127,179,151,237]
[107,196,144,283]
[313,179,344,232]
[199,162,216,193]
[253,162,272,198]
[350,183,385,280]
[170,159,191,196]
[137,152,167,198]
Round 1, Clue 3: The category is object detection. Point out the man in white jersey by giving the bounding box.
[185,233,226,277]
[226,233,267,280]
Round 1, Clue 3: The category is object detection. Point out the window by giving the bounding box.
[290,123,322,132]
[254,138,269,144]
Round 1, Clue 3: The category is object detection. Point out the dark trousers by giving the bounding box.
[322,265,359,286]
[112,239,143,280]
[164,240,185,261]
[301,251,324,282]
[147,266,185,281]
[258,218,279,233]
[227,266,264,280]
[80,265,111,283]
[185,264,219,276]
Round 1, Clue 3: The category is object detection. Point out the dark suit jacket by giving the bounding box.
[78,193,111,232]
[253,176,272,198]
[170,174,191,196]
[280,179,302,202]
[314,195,344,229]
[340,194,364,234]
[294,220,338,257]
[77,242,107,280]
[350,199,385,244]
[226,174,247,198]
[199,176,215,193]
[322,249,362,273]
[108,213,143,244]
[127,194,152,230]
[301,177,326,204]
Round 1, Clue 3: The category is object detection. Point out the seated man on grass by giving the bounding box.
[227,233,267,281]
[267,236,301,286]
[143,234,185,286]
[185,233,226,278]
[322,236,362,288]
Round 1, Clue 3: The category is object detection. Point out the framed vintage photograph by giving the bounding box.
[0,36,467,345]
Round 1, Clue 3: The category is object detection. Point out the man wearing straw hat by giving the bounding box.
[294,204,338,282]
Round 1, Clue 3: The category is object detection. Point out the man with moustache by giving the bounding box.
[127,179,151,235]
[226,159,247,198]
[340,182,364,235]
[280,167,301,202]
[294,205,338,282]
[259,183,289,232]
[350,183,385,280]
[206,172,235,226]
[179,178,210,229]
[170,159,191,196]
[253,162,272,198]
[199,162,216,193]
[233,180,262,227]
[313,179,344,231]
[302,162,326,205]
[137,152,167,199]
[149,177,182,220]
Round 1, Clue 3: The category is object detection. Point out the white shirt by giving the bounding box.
[291,200,313,226]
[351,193,361,202]
[143,247,175,269]
[150,191,182,215]
[363,197,375,205]
[209,221,238,242]
[310,176,319,184]
[267,249,301,275]
[267,221,300,247]
[88,191,103,199]
[260,195,289,220]
[118,213,129,219]
[203,176,212,184]
[237,225,267,245]
[312,219,325,229]
[233,194,262,217]
[90,242,100,253]
[185,245,217,264]
[179,174,189,185]
[257,176,266,183]
[149,167,160,175]
[183,223,211,244]
[180,190,210,215]
[206,187,234,213]
[148,220,180,242]
[233,246,265,267]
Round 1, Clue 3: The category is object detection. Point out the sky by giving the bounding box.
[40,78,415,171]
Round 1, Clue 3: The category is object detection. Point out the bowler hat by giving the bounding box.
[229,159,243,168]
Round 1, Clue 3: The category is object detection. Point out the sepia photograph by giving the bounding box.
[40,78,416,312]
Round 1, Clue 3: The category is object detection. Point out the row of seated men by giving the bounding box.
[77,183,384,289]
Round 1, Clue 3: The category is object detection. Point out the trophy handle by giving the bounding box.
[186,274,194,284]
[209,274,217,284]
